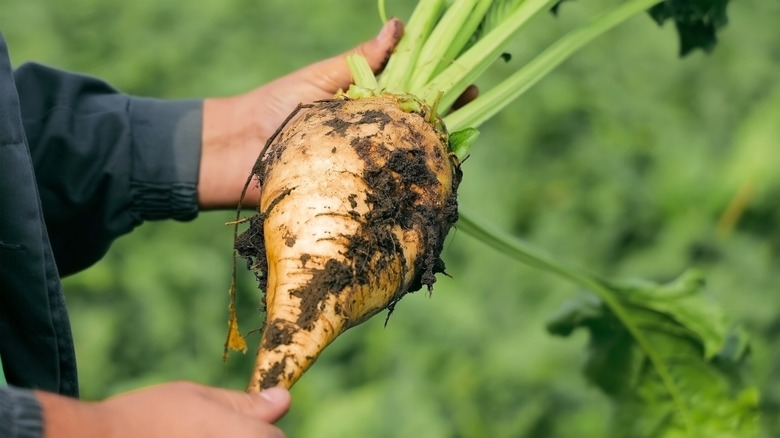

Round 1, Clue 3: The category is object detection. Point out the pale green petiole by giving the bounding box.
[371,0,665,136]
[408,0,486,92]
[444,0,662,131]
[346,54,378,91]
[419,0,557,109]
[431,0,493,78]
[378,0,388,23]
[378,0,447,93]
[352,0,665,153]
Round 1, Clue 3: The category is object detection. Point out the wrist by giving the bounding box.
[35,391,109,438]
[200,95,264,210]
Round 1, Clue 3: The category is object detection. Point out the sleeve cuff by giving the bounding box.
[0,386,44,438]
[128,97,203,221]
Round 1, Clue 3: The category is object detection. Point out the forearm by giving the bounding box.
[13,62,202,276]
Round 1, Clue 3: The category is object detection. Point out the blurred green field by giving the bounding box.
[3,0,780,436]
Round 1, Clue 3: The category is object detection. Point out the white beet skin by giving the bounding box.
[236,95,460,391]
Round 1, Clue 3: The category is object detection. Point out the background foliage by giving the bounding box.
[3,0,780,436]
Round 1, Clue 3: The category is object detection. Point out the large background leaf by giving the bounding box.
[548,273,760,437]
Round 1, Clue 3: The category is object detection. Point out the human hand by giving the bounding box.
[36,381,291,438]
[199,19,404,210]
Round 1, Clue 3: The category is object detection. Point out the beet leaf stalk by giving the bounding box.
[350,0,730,155]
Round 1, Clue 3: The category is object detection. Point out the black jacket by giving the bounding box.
[1,30,203,436]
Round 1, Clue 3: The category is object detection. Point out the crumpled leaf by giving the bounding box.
[223,277,247,361]
[547,271,760,438]
[649,0,731,56]
[604,270,728,359]
[225,306,247,355]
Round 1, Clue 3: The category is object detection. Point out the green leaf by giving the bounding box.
[448,128,480,161]
[547,275,760,438]
[648,0,731,56]
[605,270,729,359]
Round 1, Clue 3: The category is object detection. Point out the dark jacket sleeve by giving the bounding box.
[0,387,43,438]
[13,63,203,276]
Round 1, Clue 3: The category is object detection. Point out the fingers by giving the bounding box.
[451,84,479,111]
[355,18,404,73]
[195,384,291,423]
[253,387,292,423]
[297,18,404,93]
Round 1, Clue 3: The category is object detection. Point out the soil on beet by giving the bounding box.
[236,96,461,356]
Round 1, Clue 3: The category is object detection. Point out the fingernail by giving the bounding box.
[377,18,402,44]
[259,387,290,405]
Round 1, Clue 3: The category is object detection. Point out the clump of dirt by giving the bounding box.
[262,318,295,350]
[235,214,268,311]
[290,259,354,329]
[261,360,286,388]
[349,105,461,295]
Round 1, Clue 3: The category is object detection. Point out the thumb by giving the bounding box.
[354,17,404,73]
[198,385,292,423]
[251,387,292,423]
[296,18,404,93]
